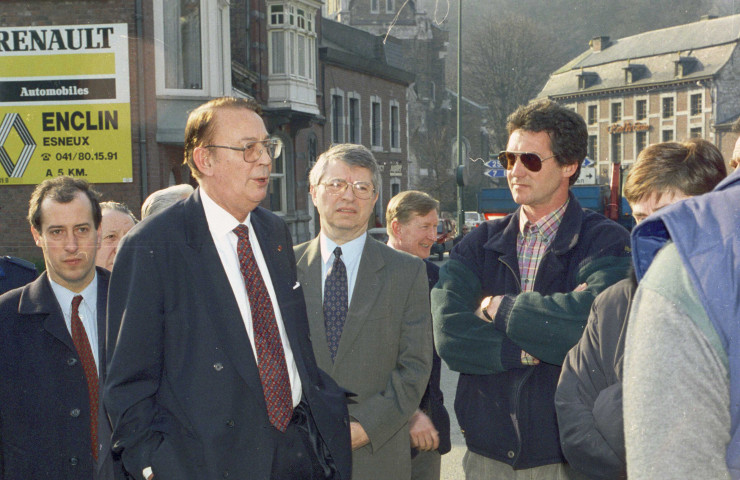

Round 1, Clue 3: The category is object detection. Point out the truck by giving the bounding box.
[477,164,635,230]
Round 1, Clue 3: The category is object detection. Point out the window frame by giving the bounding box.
[389,100,401,151]
[587,104,598,125]
[611,102,622,123]
[330,89,345,144]
[348,92,362,144]
[661,96,675,119]
[269,142,287,215]
[371,96,382,150]
[153,0,231,97]
[690,93,703,116]
[635,98,648,121]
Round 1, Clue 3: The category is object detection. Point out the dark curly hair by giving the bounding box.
[506,99,587,185]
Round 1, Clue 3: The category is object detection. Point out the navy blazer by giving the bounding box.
[0,268,122,480]
[104,189,351,480]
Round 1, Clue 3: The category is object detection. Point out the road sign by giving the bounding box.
[575,167,597,185]
[582,157,595,167]
[484,158,503,169]
[484,168,507,178]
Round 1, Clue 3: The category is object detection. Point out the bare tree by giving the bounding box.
[412,126,458,212]
[462,13,564,151]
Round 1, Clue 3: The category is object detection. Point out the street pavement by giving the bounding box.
[430,253,467,480]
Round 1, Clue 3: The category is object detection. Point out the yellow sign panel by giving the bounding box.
[0,23,132,185]
[0,104,132,184]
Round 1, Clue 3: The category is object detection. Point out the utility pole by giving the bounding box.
[455,0,464,232]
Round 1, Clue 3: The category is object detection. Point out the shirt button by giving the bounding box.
[213,363,224,371]
[507,450,515,459]
[70,457,79,466]
[223,471,230,478]
[226,419,235,428]
[67,357,78,366]
[70,408,81,417]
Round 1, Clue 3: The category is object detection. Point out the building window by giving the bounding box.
[348,95,361,144]
[636,131,647,155]
[331,93,344,143]
[662,129,674,142]
[611,133,622,163]
[690,94,702,116]
[636,99,647,121]
[611,103,622,123]
[371,97,382,149]
[270,146,286,214]
[587,135,598,162]
[371,0,379,13]
[390,101,400,150]
[587,105,597,125]
[385,0,394,13]
[690,127,702,138]
[268,2,316,81]
[662,97,674,118]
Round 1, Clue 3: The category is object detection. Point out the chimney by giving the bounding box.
[589,36,610,52]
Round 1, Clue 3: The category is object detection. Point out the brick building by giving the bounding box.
[538,14,740,184]
[318,18,414,228]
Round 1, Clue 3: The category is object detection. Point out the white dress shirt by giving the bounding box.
[319,231,367,307]
[49,273,99,373]
[200,189,301,407]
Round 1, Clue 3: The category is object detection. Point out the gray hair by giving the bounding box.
[141,184,194,218]
[100,201,138,224]
[309,143,381,189]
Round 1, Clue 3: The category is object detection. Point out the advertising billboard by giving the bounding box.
[0,23,132,185]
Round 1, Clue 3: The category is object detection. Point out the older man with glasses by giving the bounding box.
[295,143,432,480]
[432,99,631,479]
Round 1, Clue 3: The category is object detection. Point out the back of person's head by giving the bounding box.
[731,119,740,170]
[624,138,727,205]
[141,184,195,218]
[28,176,102,232]
[100,201,138,224]
[385,190,439,238]
[506,99,588,185]
[309,143,381,190]
[183,97,262,180]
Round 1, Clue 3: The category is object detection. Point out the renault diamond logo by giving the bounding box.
[0,113,36,178]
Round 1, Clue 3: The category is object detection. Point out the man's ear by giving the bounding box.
[31,226,42,247]
[193,147,212,177]
[390,219,403,237]
[309,184,318,206]
[562,161,578,179]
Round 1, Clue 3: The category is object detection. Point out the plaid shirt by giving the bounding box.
[517,200,569,292]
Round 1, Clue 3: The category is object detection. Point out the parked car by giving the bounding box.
[430,218,455,261]
[464,211,484,230]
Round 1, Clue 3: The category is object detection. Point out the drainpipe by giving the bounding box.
[135,0,148,202]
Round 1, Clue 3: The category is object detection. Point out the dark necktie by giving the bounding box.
[233,224,293,432]
[71,295,98,461]
[323,246,348,361]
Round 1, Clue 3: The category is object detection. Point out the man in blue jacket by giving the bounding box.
[432,99,631,478]
[624,168,740,479]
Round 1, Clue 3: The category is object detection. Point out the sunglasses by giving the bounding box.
[498,151,557,172]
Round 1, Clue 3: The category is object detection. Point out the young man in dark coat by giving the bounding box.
[555,139,727,479]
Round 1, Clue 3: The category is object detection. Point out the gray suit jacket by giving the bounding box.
[295,235,433,480]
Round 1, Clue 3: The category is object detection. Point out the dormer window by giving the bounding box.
[577,72,598,90]
[674,56,696,78]
[623,64,645,84]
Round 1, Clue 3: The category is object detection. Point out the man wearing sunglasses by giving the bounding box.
[295,144,432,480]
[104,97,351,480]
[432,99,631,479]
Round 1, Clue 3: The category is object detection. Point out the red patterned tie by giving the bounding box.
[71,295,98,461]
[233,224,293,432]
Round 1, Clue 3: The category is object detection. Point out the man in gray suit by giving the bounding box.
[295,143,433,480]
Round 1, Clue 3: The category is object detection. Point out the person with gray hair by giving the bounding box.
[295,143,432,480]
[140,184,194,218]
[97,201,137,271]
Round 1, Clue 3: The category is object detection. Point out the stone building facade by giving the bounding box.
[538,14,740,183]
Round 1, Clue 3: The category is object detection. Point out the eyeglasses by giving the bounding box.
[498,151,556,172]
[203,137,283,163]
[320,179,376,199]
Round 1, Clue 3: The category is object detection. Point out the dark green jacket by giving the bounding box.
[432,192,631,469]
